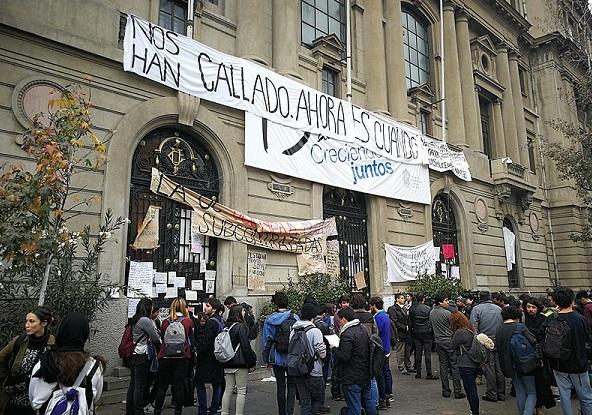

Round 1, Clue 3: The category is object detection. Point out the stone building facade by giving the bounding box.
[1,0,591,363]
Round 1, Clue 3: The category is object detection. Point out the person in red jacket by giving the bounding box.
[153,298,194,415]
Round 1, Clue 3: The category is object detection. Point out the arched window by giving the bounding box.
[401,8,430,90]
[432,194,460,276]
[503,217,520,288]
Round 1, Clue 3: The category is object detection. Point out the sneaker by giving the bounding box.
[407,368,417,374]
[426,374,439,380]
[442,391,451,398]
[415,373,422,379]
[454,393,466,399]
[482,395,497,402]
[144,404,155,414]
[378,400,388,409]
[386,394,394,402]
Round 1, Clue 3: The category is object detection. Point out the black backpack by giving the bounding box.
[286,326,315,377]
[243,305,259,340]
[274,312,297,354]
[543,316,572,361]
[368,333,386,378]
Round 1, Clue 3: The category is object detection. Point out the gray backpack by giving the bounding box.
[164,317,187,357]
[214,323,239,363]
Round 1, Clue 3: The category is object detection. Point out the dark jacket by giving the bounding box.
[195,314,224,384]
[353,309,376,334]
[223,322,257,369]
[551,312,591,374]
[524,312,547,344]
[496,322,537,378]
[451,328,479,368]
[332,320,371,385]
[387,304,408,341]
[409,303,433,338]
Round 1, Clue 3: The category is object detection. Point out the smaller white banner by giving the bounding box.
[422,137,472,181]
[385,240,438,283]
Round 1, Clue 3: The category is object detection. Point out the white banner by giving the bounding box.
[123,15,427,165]
[245,113,431,204]
[422,137,472,181]
[385,240,438,283]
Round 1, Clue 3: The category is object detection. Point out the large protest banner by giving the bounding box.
[422,137,472,181]
[385,240,438,283]
[245,113,430,204]
[149,169,336,255]
[123,14,427,165]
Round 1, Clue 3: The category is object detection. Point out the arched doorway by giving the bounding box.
[323,186,369,294]
[432,193,460,278]
[503,216,520,288]
[126,127,220,303]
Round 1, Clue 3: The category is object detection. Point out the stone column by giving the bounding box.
[495,44,519,163]
[443,3,466,145]
[384,0,409,122]
[455,10,480,150]
[492,99,507,158]
[236,0,269,65]
[363,0,389,113]
[508,52,529,166]
[272,0,301,79]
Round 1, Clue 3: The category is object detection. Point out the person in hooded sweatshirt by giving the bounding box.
[263,291,300,415]
[290,303,327,415]
[29,312,105,413]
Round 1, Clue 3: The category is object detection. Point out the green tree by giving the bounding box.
[407,272,462,302]
[0,85,127,345]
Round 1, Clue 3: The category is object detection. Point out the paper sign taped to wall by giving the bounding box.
[131,205,161,250]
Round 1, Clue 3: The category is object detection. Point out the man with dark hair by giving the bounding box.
[370,296,393,408]
[334,295,350,334]
[388,294,414,375]
[471,290,505,402]
[332,307,376,415]
[223,296,237,309]
[430,293,464,399]
[575,290,592,324]
[409,293,438,380]
[491,292,504,308]
[263,291,300,415]
[291,303,327,415]
[550,288,592,414]
[351,293,376,334]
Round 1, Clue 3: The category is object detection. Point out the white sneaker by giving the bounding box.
[144,403,155,414]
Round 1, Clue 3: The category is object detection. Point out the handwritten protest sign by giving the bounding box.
[247,251,266,291]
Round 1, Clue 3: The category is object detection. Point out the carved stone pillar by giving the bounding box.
[363,0,389,113]
[492,99,507,158]
[272,0,301,79]
[236,0,268,65]
[495,44,519,163]
[443,3,466,145]
[509,52,529,166]
[385,0,409,122]
[455,11,479,150]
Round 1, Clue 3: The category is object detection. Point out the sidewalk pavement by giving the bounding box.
[98,355,566,415]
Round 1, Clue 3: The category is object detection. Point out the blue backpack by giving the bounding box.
[510,323,539,374]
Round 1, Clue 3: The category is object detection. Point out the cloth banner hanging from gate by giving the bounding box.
[385,240,438,283]
[149,168,336,254]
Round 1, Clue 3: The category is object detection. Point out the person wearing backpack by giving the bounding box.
[450,311,481,415]
[331,306,376,415]
[0,307,54,415]
[122,298,161,415]
[196,297,225,415]
[369,296,393,409]
[224,296,258,341]
[547,288,592,415]
[29,312,105,415]
[218,305,257,415]
[262,291,300,415]
[153,298,193,415]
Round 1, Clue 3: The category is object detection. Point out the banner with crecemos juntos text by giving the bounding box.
[149,168,336,255]
[245,112,431,204]
[123,14,427,165]
[385,240,438,283]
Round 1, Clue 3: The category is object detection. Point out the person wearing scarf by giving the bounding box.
[28,312,105,414]
[0,307,55,415]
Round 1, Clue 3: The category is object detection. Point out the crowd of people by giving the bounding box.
[1,286,592,415]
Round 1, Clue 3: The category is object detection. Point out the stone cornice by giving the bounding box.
[481,0,531,33]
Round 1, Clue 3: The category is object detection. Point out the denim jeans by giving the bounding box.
[376,358,393,399]
[511,374,536,415]
[273,365,296,415]
[553,370,592,415]
[342,382,377,415]
[154,358,189,414]
[296,376,325,415]
[196,382,223,415]
[126,354,150,415]
[459,367,479,415]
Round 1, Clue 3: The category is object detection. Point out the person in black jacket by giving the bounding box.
[331,307,377,415]
[408,294,438,380]
[387,294,414,375]
[220,305,256,415]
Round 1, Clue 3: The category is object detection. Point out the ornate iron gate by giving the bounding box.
[323,186,370,294]
[431,194,459,275]
[127,127,219,304]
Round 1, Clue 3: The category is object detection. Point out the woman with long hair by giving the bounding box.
[154,297,194,415]
[0,307,54,415]
[29,312,105,412]
[126,298,161,415]
[450,311,480,415]
[220,305,257,415]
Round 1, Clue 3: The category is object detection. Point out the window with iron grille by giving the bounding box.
[432,194,460,277]
[402,8,430,90]
[301,0,346,46]
[159,0,187,34]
